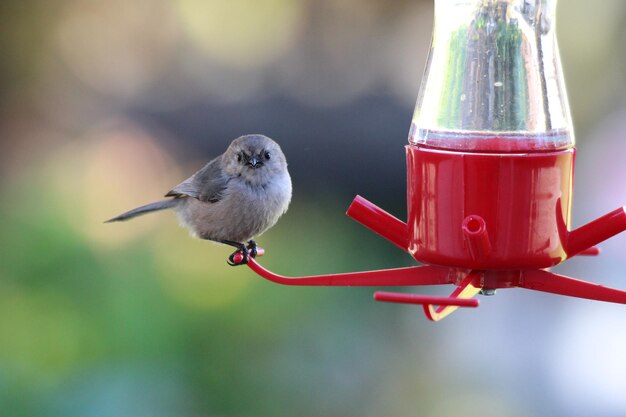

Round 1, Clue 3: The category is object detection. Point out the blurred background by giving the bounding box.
[1,0,625,416]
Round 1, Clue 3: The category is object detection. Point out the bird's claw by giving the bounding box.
[227,248,248,266]
[247,240,258,258]
[225,241,258,266]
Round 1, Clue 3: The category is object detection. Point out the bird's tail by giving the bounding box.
[105,199,180,223]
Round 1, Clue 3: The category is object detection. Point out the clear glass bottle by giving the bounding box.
[409,0,574,152]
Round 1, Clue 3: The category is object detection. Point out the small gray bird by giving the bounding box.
[106,134,292,264]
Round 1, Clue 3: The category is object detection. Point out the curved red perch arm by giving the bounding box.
[244,256,454,287]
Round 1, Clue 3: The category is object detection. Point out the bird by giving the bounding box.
[106,134,292,265]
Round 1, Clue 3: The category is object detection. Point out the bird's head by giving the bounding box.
[223,134,288,186]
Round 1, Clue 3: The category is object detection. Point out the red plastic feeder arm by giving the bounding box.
[243,256,457,287]
[228,0,626,322]
[374,292,479,308]
[232,192,626,322]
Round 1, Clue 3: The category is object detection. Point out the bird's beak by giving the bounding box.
[247,157,262,168]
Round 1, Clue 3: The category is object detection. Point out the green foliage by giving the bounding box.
[0,171,417,417]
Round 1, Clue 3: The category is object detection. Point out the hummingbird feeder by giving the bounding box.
[233,0,626,321]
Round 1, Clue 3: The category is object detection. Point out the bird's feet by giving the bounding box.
[224,240,259,266]
[227,249,247,266]
[247,240,258,258]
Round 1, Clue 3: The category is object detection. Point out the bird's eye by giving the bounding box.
[237,153,242,162]
[264,151,271,160]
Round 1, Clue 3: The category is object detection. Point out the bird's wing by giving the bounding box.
[165,158,229,203]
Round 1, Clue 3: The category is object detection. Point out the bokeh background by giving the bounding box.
[1,1,626,416]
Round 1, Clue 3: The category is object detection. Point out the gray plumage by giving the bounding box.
[107,134,292,247]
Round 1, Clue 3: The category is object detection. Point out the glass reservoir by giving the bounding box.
[409,0,574,152]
